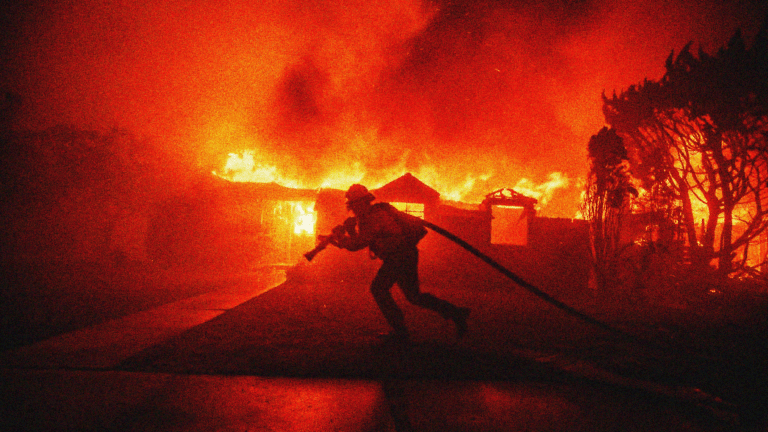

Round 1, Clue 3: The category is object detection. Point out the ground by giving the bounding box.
[2,258,767,431]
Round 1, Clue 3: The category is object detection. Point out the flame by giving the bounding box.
[215,151,573,214]
[411,167,493,202]
[512,172,570,208]
[319,162,367,189]
[215,150,497,202]
[669,131,755,228]
[213,150,302,188]
[293,202,316,235]
[214,150,366,191]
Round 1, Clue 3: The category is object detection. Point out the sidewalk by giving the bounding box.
[0,268,287,370]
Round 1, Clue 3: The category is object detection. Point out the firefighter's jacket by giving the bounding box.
[336,203,425,260]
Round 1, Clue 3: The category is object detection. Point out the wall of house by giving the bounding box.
[314,189,348,235]
[423,206,590,298]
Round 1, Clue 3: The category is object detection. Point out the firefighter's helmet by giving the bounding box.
[345,184,375,207]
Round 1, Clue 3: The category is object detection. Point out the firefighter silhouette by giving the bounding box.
[330,184,470,343]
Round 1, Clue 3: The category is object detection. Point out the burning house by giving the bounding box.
[148,171,589,295]
[373,172,440,220]
[147,176,318,269]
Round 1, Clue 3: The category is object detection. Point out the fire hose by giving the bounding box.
[304,218,679,349]
[306,219,640,336]
[304,219,635,339]
[419,220,642,339]
[422,221,741,415]
[303,219,737,414]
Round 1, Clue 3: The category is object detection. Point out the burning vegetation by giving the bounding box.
[584,25,768,299]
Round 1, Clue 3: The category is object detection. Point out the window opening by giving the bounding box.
[391,202,425,219]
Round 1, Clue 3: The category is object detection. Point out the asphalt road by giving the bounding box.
[2,262,766,431]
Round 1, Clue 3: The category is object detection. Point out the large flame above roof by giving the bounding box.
[215,150,572,215]
[4,0,763,219]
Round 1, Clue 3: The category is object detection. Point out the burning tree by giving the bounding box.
[602,23,768,279]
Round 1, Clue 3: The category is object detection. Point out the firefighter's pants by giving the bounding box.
[370,248,461,333]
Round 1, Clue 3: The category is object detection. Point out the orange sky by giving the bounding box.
[1,0,766,216]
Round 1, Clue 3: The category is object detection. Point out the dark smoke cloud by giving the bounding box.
[2,0,766,215]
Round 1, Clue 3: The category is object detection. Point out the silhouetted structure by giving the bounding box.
[143,173,590,295]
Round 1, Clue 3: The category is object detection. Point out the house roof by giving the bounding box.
[214,176,318,202]
[372,172,440,204]
[482,188,538,209]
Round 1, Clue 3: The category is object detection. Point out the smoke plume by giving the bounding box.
[2,0,766,216]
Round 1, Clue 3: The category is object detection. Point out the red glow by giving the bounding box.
[215,150,572,214]
[3,0,766,217]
